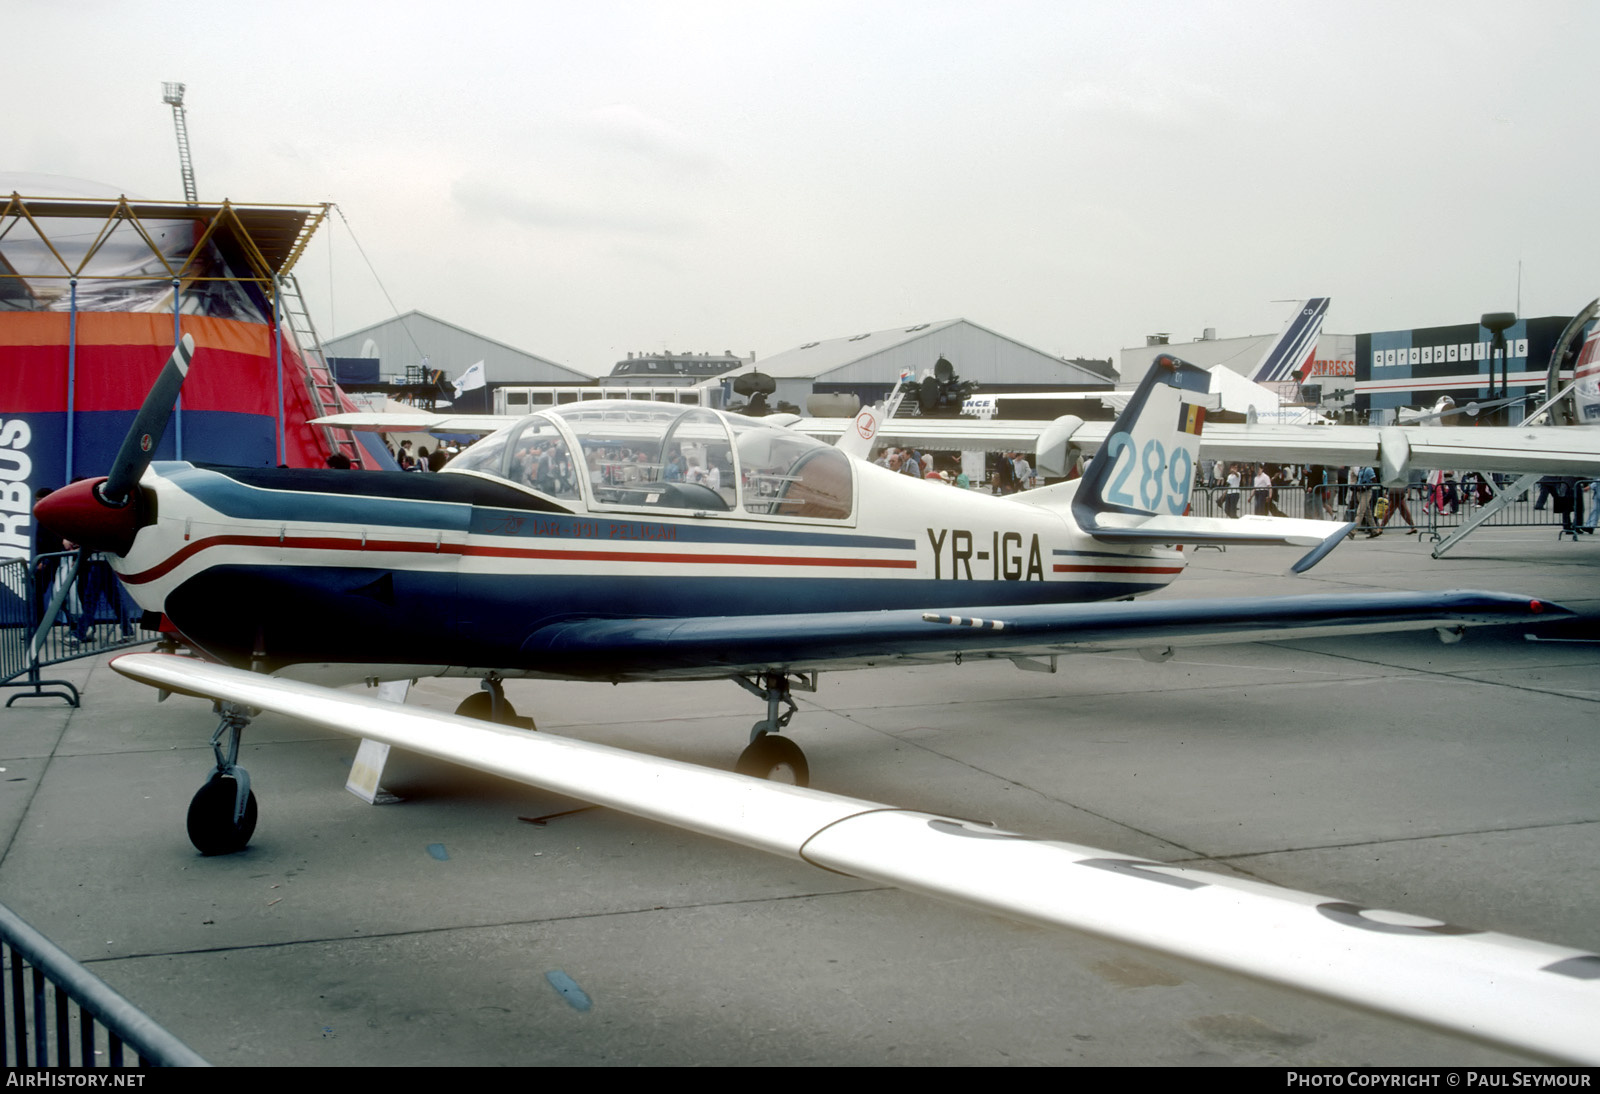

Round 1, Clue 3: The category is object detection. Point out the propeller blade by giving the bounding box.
[100,333,195,507]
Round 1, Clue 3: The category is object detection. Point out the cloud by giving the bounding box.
[577,104,720,174]
[1058,74,1267,135]
[450,176,697,236]
[446,105,722,238]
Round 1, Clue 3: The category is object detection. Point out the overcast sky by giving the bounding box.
[10,0,1597,377]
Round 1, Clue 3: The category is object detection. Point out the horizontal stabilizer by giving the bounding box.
[1065,353,1351,572]
[1083,512,1355,574]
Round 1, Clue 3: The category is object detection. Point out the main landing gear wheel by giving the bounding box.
[455,679,537,729]
[455,691,500,721]
[731,672,816,786]
[187,775,258,856]
[736,733,810,787]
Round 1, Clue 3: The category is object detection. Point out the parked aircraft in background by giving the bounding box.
[951,296,1332,430]
[803,300,1600,491]
[312,298,1600,494]
[1251,297,1330,385]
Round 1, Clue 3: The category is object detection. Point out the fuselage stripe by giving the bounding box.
[122,534,917,584]
[459,545,916,569]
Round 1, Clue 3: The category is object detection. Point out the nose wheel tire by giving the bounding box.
[187,775,258,856]
[735,733,810,787]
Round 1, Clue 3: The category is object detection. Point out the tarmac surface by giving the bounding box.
[1,527,1596,1067]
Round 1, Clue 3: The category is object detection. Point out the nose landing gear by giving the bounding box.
[186,703,257,855]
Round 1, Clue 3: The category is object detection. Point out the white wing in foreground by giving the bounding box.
[112,652,1600,1064]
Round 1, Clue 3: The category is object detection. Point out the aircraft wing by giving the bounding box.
[110,650,1600,1064]
[799,415,1600,483]
[309,411,518,435]
[1198,423,1600,480]
[516,590,1563,681]
[797,415,1109,453]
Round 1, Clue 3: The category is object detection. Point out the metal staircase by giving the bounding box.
[162,83,199,205]
[278,273,367,468]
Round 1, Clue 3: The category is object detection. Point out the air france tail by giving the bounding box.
[1252,297,1328,385]
[1068,354,1353,574]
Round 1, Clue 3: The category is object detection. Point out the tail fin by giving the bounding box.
[1074,354,1212,522]
[834,371,912,461]
[1072,354,1352,574]
[1252,298,1328,385]
[835,404,883,460]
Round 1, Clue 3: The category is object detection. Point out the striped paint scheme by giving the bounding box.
[1253,298,1329,384]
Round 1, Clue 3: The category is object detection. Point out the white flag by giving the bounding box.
[453,361,486,398]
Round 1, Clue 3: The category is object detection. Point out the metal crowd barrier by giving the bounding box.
[1188,480,1588,535]
[1,901,208,1067]
[2,551,159,707]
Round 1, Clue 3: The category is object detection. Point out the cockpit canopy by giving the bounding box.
[443,402,853,521]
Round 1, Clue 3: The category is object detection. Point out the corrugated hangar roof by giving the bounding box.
[324,310,589,383]
[727,318,1109,386]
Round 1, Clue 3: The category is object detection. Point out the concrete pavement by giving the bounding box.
[1,527,1595,1066]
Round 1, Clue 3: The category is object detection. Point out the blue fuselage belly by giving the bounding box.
[166,563,1164,672]
[135,467,1174,672]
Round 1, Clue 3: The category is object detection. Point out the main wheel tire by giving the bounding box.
[454,691,497,721]
[187,777,258,856]
[735,734,810,787]
[454,691,536,729]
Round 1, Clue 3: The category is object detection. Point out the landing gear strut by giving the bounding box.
[732,672,814,786]
[454,675,537,729]
[187,703,257,855]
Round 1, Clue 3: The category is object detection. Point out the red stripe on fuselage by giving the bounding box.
[458,544,917,569]
[119,533,918,584]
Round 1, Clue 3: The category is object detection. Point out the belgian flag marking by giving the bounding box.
[1177,403,1206,435]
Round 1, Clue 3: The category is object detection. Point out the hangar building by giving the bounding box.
[1356,314,1577,422]
[719,318,1114,411]
[1120,309,1592,423]
[322,310,590,411]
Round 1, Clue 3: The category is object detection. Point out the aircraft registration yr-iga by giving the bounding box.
[34,337,1597,1063]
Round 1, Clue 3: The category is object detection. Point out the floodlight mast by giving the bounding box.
[162,81,198,204]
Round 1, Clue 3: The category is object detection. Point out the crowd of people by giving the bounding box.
[389,438,453,472]
[1199,462,1597,537]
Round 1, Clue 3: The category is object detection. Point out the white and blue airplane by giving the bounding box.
[37,338,1553,836]
[32,337,1592,1062]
